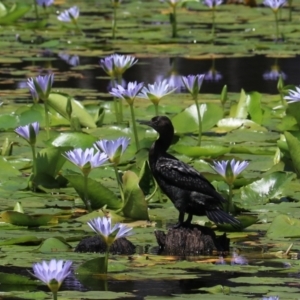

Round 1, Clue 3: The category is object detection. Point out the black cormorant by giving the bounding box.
[141,115,241,228]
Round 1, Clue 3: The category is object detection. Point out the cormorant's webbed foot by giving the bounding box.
[173,213,193,228]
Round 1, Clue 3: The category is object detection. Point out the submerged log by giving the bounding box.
[155,224,230,255]
[75,236,135,255]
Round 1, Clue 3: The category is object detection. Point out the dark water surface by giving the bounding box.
[2,54,300,98]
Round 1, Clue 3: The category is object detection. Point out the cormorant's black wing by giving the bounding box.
[156,155,225,203]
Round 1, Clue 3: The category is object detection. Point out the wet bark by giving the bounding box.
[75,236,135,255]
[154,225,230,255]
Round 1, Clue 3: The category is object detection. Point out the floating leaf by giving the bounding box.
[0,114,19,130]
[0,235,42,246]
[198,285,230,295]
[31,147,70,188]
[48,93,97,128]
[235,172,295,208]
[286,101,300,129]
[51,132,98,149]
[76,257,107,275]
[0,272,36,285]
[122,171,149,220]
[230,89,248,119]
[217,118,267,131]
[64,174,122,210]
[35,237,72,252]
[172,103,223,134]
[267,214,300,239]
[0,3,31,24]
[1,211,57,227]
[172,144,231,158]
[247,91,263,124]
[284,131,300,177]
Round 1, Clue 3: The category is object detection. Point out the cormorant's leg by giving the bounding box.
[182,213,193,226]
[186,213,193,224]
[173,211,185,228]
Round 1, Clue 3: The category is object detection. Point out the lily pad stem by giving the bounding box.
[117,77,123,122]
[112,6,117,39]
[52,291,58,300]
[83,174,92,212]
[104,247,110,273]
[44,101,50,139]
[171,6,177,38]
[30,145,37,176]
[112,79,120,124]
[129,104,140,151]
[211,7,216,41]
[288,1,292,22]
[33,0,39,20]
[154,103,159,116]
[113,165,124,204]
[193,95,202,146]
[227,183,234,214]
[73,19,84,35]
[274,10,279,41]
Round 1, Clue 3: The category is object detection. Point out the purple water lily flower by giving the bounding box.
[138,79,177,105]
[211,159,249,185]
[36,0,54,7]
[87,216,133,247]
[15,122,39,145]
[100,54,138,78]
[284,86,300,103]
[31,259,72,293]
[27,74,54,101]
[57,6,79,22]
[263,68,287,81]
[181,74,205,98]
[263,0,286,11]
[94,137,130,165]
[110,81,144,105]
[203,0,223,8]
[64,148,108,175]
[205,69,223,82]
[58,53,80,67]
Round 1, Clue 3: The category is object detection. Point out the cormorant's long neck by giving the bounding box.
[152,131,173,155]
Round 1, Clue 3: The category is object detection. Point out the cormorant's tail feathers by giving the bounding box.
[206,209,241,228]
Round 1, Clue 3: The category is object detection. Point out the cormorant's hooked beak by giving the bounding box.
[139,120,153,127]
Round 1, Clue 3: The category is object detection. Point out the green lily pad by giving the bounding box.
[48,93,97,128]
[122,170,149,220]
[35,237,72,252]
[235,172,295,208]
[1,211,57,227]
[284,131,300,177]
[267,214,300,239]
[64,173,122,210]
[172,144,231,158]
[51,132,98,148]
[172,103,223,134]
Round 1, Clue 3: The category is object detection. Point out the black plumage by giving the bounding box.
[141,116,241,228]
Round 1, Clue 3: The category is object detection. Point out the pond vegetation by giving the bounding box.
[1,0,300,299]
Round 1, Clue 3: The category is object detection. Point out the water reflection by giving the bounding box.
[7,54,300,98]
[58,53,80,67]
[263,58,287,81]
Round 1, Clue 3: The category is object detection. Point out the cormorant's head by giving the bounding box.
[140,116,174,136]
